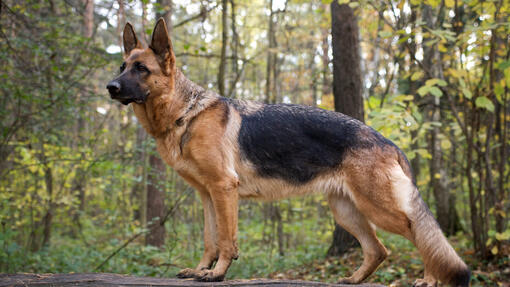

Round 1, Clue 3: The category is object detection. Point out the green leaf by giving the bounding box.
[368,96,380,108]
[441,139,451,149]
[378,31,393,38]
[429,86,443,97]
[348,1,359,8]
[496,60,510,71]
[425,78,447,87]
[462,88,472,99]
[475,96,495,112]
[436,79,447,87]
[417,86,430,96]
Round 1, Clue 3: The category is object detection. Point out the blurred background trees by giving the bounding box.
[0,0,508,285]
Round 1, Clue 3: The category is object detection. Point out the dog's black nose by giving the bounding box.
[107,81,121,95]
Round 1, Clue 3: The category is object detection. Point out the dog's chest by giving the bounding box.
[155,136,182,166]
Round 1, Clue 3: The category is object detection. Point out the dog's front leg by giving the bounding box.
[195,180,239,282]
[197,189,220,269]
[176,189,218,279]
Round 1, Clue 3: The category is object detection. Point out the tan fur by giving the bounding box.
[116,19,469,285]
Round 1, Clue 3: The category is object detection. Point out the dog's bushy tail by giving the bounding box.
[410,194,470,286]
[396,151,470,286]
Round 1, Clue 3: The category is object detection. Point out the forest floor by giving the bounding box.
[3,222,508,287]
[268,235,510,287]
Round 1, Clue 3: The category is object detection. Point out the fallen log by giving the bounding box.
[0,273,385,287]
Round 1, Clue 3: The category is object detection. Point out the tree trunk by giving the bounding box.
[320,4,331,101]
[217,0,228,97]
[327,1,362,256]
[131,126,146,221]
[83,0,93,38]
[117,0,125,48]
[42,165,53,248]
[146,152,167,247]
[72,0,94,228]
[156,0,173,32]
[141,1,149,45]
[227,0,239,98]
[265,0,276,104]
[422,4,459,236]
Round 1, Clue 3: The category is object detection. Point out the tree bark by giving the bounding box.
[320,13,331,102]
[131,126,146,222]
[327,1,362,256]
[331,2,363,120]
[422,4,459,236]
[117,0,125,48]
[265,0,276,104]
[217,0,228,97]
[141,1,149,45]
[146,152,167,247]
[156,0,173,33]
[83,0,93,38]
[42,165,53,248]
[227,0,239,98]
[72,0,94,228]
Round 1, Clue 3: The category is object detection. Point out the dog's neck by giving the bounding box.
[132,69,217,138]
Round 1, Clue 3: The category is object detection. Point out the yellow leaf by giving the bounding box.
[411,71,424,81]
[491,246,498,255]
[495,230,510,241]
[434,173,441,179]
[486,238,493,246]
[397,0,405,10]
[441,139,452,149]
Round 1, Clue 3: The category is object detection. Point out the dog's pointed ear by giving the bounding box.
[150,18,175,75]
[123,22,142,55]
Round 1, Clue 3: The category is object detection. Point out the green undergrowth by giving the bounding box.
[1,213,331,278]
[2,218,508,286]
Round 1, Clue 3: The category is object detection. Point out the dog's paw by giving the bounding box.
[337,276,358,284]
[413,278,437,287]
[194,269,225,282]
[176,268,197,279]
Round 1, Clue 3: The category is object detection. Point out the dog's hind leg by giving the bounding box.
[327,193,388,284]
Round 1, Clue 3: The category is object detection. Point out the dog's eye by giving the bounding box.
[120,62,126,73]
[135,62,149,73]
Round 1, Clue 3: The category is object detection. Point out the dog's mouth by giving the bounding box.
[111,91,150,105]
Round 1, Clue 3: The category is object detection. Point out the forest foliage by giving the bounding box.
[0,0,509,286]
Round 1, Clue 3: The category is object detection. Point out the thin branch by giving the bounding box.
[95,187,193,271]
[95,230,146,271]
[173,2,219,29]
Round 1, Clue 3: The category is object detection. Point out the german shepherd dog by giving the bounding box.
[107,19,470,286]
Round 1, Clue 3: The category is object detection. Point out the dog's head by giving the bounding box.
[107,18,175,105]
